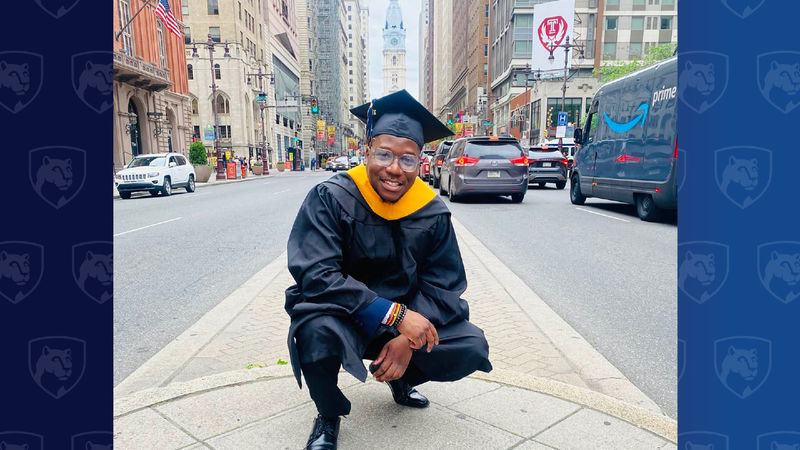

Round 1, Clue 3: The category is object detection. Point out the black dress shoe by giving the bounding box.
[305,414,340,450]
[387,379,430,408]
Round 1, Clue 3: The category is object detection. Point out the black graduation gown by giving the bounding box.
[285,165,492,387]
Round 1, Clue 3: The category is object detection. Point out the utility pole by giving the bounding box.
[548,35,584,153]
[246,67,275,175]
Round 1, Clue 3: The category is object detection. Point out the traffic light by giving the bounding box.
[311,97,319,114]
[447,113,453,124]
[294,131,299,142]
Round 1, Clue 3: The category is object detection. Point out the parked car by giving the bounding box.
[430,140,453,188]
[115,153,196,199]
[332,156,349,172]
[572,56,677,221]
[439,136,528,203]
[528,146,568,189]
[418,149,434,181]
[325,156,339,171]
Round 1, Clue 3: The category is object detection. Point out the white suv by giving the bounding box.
[115,153,196,199]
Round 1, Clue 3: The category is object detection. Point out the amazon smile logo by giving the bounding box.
[603,103,649,133]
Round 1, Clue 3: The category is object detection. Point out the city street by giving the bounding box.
[114,170,676,418]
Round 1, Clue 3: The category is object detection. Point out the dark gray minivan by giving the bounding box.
[439,136,528,203]
[572,56,677,221]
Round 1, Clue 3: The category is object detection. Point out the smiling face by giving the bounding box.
[365,134,420,203]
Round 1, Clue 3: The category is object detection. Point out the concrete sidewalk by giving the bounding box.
[114,218,677,449]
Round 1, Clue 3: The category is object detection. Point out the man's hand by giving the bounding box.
[396,309,439,352]
[372,336,413,382]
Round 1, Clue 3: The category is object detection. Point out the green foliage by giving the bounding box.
[277,359,288,365]
[245,363,264,369]
[593,43,677,83]
[189,141,209,166]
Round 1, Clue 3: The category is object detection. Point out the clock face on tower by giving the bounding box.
[391,38,398,46]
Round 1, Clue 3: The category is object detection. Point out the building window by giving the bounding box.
[660,17,673,29]
[485,24,488,38]
[348,24,351,29]
[513,40,532,57]
[485,4,489,17]
[187,64,193,79]
[392,55,396,65]
[181,0,188,15]
[662,0,674,4]
[606,0,618,5]
[184,27,191,44]
[484,44,488,56]
[586,13,596,58]
[348,15,351,20]
[629,42,643,59]
[119,0,135,56]
[348,4,351,10]
[156,19,167,68]
[219,125,231,139]
[648,0,660,4]
[191,98,199,114]
[193,125,200,139]
[208,0,219,15]
[484,63,488,76]
[210,27,221,42]
[309,59,313,70]
[214,63,221,79]
[546,98,582,128]
[349,42,352,48]
[631,16,644,30]
[349,69,353,75]
[603,42,617,60]
[633,0,645,4]
[605,17,617,30]
[216,95,230,113]
[646,17,657,29]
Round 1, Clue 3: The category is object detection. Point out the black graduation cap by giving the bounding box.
[350,89,453,149]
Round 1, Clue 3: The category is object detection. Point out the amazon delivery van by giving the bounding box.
[572,56,677,221]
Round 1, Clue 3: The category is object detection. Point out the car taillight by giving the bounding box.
[560,159,568,166]
[455,156,480,166]
[423,163,429,173]
[509,156,529,166]
[436,159,443,166]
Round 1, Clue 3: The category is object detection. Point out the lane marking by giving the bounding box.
[114,217,183,237]
[274,189,289,195]
[574,207,631,223]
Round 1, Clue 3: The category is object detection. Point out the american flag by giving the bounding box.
[155,0,182,38]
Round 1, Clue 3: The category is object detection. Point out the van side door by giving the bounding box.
[577,100,599,195]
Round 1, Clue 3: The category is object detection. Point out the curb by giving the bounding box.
[451,218,664,414]
[114,366,676,444]
[112,173,269,199]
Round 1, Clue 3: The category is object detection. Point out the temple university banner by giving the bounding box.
[532,0,574,76]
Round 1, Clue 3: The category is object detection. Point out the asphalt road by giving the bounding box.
[113,172,329,385]
[114,170,676,418]
[440,183,677,418]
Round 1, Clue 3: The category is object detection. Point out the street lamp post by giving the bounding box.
[247,67,275,175]
[191,34,232,180]
[548,36,584,152]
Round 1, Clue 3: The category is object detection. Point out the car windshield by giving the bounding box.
[336,157,349,163]
[529,149,564,159]
[127,156,166,168]
[465,142,522,159]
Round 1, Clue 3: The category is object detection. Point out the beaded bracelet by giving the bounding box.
[392,304,407,330]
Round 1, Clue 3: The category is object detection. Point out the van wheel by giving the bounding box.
[556,180,567,190]
[449,179,460,202]
[511,193,524,203]
[570,175,586,205]
[636,194,662,222]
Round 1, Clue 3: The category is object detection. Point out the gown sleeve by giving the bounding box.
[287,183,390,333]
[408,214,471,327]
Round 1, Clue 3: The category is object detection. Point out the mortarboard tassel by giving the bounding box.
[366,99,376,144]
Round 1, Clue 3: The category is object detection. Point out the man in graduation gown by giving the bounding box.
[285,90,492,450]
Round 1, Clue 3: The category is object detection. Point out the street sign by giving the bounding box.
[557,112,568,126]
[483,121,494,126]
[256,92,267,102]
[203,126,215,141]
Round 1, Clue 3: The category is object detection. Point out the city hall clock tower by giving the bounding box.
[382,0,406,96]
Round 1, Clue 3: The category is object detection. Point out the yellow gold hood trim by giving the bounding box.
[346,164,436,220]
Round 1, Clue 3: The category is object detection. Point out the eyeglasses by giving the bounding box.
[370,148,420,173]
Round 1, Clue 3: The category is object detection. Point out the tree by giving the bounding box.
[189,141,209,166]
[593,43,677,83]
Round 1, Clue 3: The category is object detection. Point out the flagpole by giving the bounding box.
[115,0,153,41]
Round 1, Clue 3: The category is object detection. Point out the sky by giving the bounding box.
[366,0,421,101]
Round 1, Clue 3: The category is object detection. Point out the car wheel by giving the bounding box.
[538,182,546,188]
[161,177,172,196]
[448,179,459,202]
[570,174,586,205]
[511,193,524,203]
[119,191,132,199]
[439,176,447,195]
[636,194,662,222]
[556,180,567,190]
[149,190,160,197]
[186,175,196,192]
